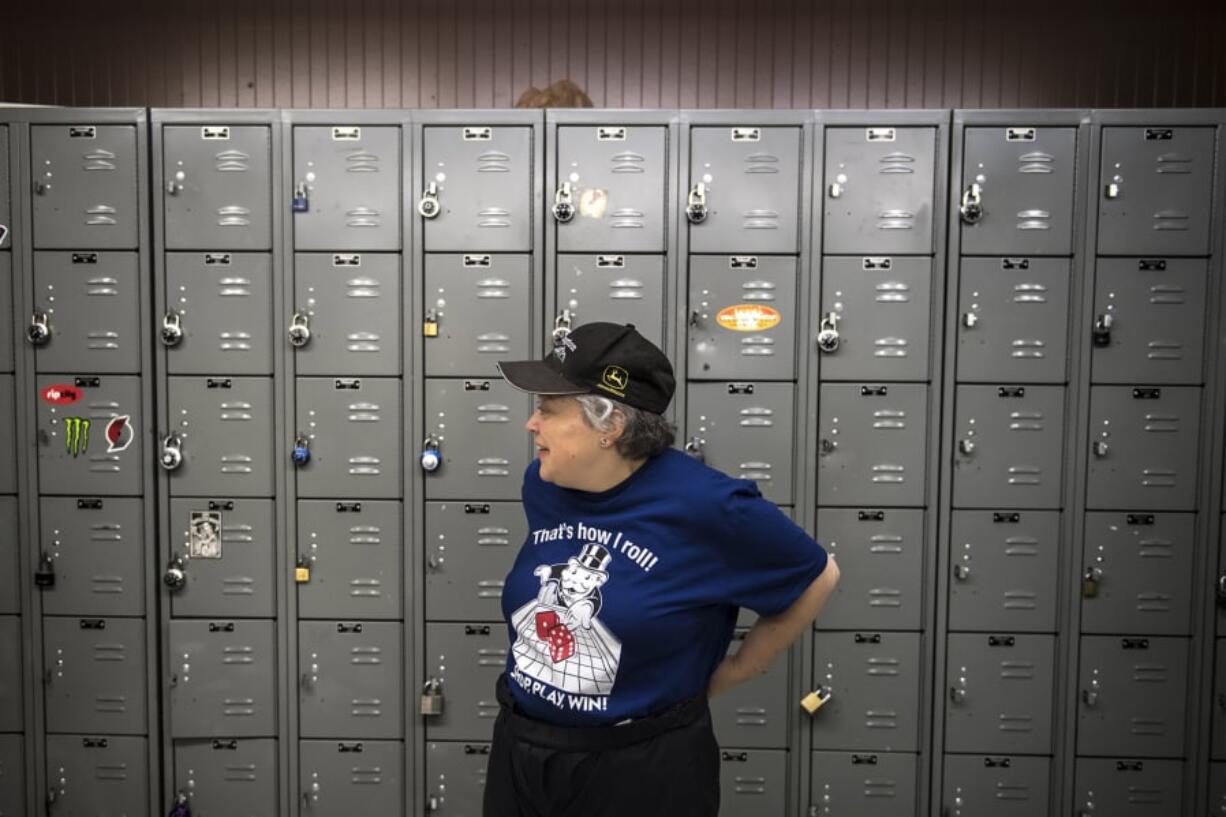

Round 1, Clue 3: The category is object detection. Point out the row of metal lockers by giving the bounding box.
[0,106,1224,817]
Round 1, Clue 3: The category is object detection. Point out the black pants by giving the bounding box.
[483,673,720,817]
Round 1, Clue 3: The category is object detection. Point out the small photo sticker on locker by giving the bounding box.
[189,511,222,559]
[716,304,781,332]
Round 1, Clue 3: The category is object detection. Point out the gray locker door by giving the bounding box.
[942,754,1051,817]
[422,125,533,253]
[299,620,403,739]
[1214,639,1225,761]
[163,124,272,251]
[0,617,20,732]
[45,735,148,816]
[426,741,490,817]
[424,379,532,502]
[817,384,928,508]
[1091,258,1207,385]
[294,252,402,377]
[815,508,924,632]
[1081,513,1193,636]
[36,374,143,495]
[944,634,1055,755]
[173,738,278,817]
[0,733,24,817]
[952,386,1065,509]
[711,631,788,749]
[688,255,797,381]
[169,620,277,738]
[1086,386,1201,511]
[424,254,531,377]
[296,377,402,500]
[824,125,936,255]
[300,739,403,816]
[810,751,918,817]
[719,749,787,817]
[555,255,666,351]
[1073,758,1183,817]
[32,124,139,249]
[43,616,147,734]
[169,499,276,619]
[0,126,8,248]
[165,252,274,376]
[688,126,801,254]
[1097,126,1214,256]
[39,497,144,617]
[686,382,796,506]
[297,500,403,620]
[960,126,1077,256]
[425,501,525,622]
[1077,636,1188,758]
[1211,763,1226,817]
[424,623,507,742]
[0,254,11,369]
[817,257,932,383]
[957,257,1071,384]
[293,125,401,251]
[0,498,18,614]
[0,378,12,496]
[811,632,921,751]
[167,376,275,497]
[948,511,1060,634]
[34,251,141,374]
[555,125,667,253]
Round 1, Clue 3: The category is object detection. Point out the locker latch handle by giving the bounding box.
[34,179,51,196]
[1105,181,1121,199]
[816,312,841,353]
[418,181,441,219]
[686,182,709,224]
[288,311,312,348]
[958,438,975,456]
[961,311,979,329]
[161,310,184,347]
[1215,572,1226,606]
[959,182,984,224]
[949,684,967,704]
[1092,439,1109,458]
[1082,677,1100,707]
[953,563,970,581]
[163,555,187,590]
[552,182,576,223]
[828,181,843,198]
[166,175,184,196]
[1092,313,1113,347]
[819,437,837,456]
[160,432,185,471]
[26,310,51,346]
[420,436,442,473]
[684,436,705,464]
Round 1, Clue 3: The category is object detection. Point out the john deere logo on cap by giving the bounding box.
[598,365,629,397]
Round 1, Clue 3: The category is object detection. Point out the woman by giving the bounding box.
[485,321,839,817]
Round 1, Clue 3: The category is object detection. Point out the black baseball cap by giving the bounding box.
[497,322,676,414]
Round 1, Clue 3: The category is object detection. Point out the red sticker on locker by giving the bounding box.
[716,304,782,332]
[41,384,83,405]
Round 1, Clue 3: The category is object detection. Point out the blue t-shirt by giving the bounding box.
[500,448,828,726]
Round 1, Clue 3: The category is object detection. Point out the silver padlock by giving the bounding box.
[26,311,51,346]
[959,182,984,224]
[421,678,445,716]
[161,310,184,347]
[288,311,311,348]
[684,436,705,463]
[160,432,185,471]
[1215,572,1225,605]
[552,182,576,223]
[164,555,188,590]
[552,309,573,345]
[418,182,441,218]
[816,312,840,353]
[686,182,709,224]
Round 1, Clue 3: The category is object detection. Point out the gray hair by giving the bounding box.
[573,394,675,460]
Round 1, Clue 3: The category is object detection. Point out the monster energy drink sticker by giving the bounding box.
[63,417,91,457]
[190,511,222,559]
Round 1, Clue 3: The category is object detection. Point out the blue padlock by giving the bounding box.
[168,791,191,817]
[292,434,311,466]
[291,183,309,213]
[420,436,441,472]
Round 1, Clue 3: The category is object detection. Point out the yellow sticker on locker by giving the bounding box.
[716,304,781,332]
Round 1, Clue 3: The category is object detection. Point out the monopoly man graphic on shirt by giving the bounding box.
[509,542,623,696]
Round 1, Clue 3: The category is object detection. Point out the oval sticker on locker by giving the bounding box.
[716,305,781,332]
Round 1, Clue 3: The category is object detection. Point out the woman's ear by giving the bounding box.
[608,408,628,441]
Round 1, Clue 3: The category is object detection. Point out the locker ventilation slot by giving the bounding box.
[215,149,249,171]
[477,151,510,172]
[344,152,379,172]
[1018,151,1054,173]
[878,152,914,174]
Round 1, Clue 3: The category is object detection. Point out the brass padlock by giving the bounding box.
[423,308,439,338]
[1082,565,1102,598]
[421,678,445,716]
[800,686,832,715]
[295,556,311,584]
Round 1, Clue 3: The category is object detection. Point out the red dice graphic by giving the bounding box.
[548,625,575,663]
[535,610,560,640]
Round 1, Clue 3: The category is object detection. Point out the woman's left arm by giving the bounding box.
[708,559,840,698]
